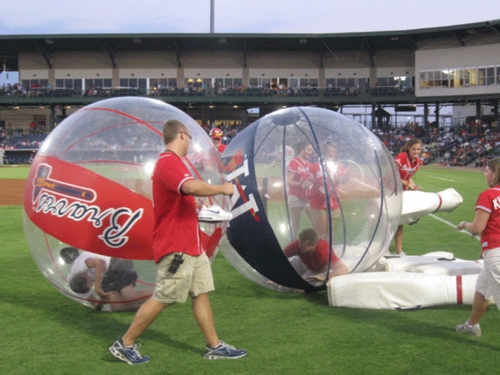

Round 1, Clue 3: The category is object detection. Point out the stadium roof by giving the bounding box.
[1,19,500,72]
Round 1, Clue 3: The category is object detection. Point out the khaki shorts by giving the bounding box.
[153,252,214,304]
[475,247,500,310]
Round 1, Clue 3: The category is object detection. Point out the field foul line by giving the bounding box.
[427,176,455,182]
[428,213,480,241]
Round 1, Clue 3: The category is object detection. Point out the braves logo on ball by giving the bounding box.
[23,156,155,260]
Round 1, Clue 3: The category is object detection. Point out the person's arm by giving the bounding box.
[283,241,297,258]
[85,257,112,299]
[181,179,233,197]
[306,260,349,282]
[406,177,421,191]
[327,260,349,278]
[286,171,301,187]
[286,171,313,189]
[457,209,490,235]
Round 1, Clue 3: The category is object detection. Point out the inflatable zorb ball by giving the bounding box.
[221,107,402,293]
[23,97,230,310]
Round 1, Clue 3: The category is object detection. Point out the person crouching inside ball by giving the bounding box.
[283,228,349,283]
[63,248,151,311]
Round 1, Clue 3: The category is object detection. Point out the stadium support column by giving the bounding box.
[243,67,249,88]
[48,68,55,90]
[49,105,56,130]
[112,68,119,89]
[493,100,499,123]
[424,103,429,129]
[435,103,440,129]
[371,103,376,130]
[476,100,481,120]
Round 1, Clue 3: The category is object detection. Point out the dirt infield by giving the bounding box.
[0,179,26,205]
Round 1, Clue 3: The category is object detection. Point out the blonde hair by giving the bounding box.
[401,138,422,153]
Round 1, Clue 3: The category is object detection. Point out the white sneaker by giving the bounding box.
[456,322,481,337]
[198,205,232,222]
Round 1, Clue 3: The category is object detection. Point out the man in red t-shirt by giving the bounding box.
[283,228,349,283]
[110,120,246,364]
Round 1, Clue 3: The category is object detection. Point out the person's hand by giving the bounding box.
[95,289,113,300]
[221,182,234,195]
[306,274,327,283]
[302,177,313,189]
[457,221,467,231]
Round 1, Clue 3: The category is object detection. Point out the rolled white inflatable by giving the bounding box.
[407,260,483,276]
[400,188,463,225]
[369,251,483,276]
[327,272,477,310]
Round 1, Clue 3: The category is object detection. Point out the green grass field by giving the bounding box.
[1,165,499,375]
[0,165,31,179]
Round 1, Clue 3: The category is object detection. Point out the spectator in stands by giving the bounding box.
[209,128,226,153]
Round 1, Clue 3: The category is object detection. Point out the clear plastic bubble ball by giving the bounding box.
[23,97,230,310]
[221,107,402,292]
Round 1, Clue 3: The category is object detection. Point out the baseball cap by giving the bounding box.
[209,128,223,138]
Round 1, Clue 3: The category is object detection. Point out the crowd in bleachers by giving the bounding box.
[1,81,416,99]
[1,133,46,150]
[1,116,499,167]
[374,120,500,167]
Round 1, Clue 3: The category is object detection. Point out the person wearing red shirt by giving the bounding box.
[209,127,227,153]
[286,140,315,239]
[456,158,500,337]
[309,143,348,241]
[393,138,423,255]
[283,228,349,283]
[109,120,246,364]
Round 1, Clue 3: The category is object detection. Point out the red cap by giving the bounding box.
[209,128,223,138]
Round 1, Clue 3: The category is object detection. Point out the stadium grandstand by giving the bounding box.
[0,19,499,163]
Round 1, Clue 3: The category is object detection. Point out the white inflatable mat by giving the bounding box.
[327,272,477,310]
[407,259,483,276]
[375,252,455,272]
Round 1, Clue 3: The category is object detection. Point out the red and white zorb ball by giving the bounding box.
[23,97,230,310]
[221,107,402,292]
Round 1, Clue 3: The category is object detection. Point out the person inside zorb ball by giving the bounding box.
[23,97,231,310]
[220,106,403,292]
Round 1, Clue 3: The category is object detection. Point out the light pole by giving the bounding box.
[210,0,214,33]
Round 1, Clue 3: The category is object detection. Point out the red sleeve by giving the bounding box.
[283,240,300,257]
[394,152,406,168]
[317,239,340,264]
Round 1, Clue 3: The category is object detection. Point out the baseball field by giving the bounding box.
[1,164,499,375]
